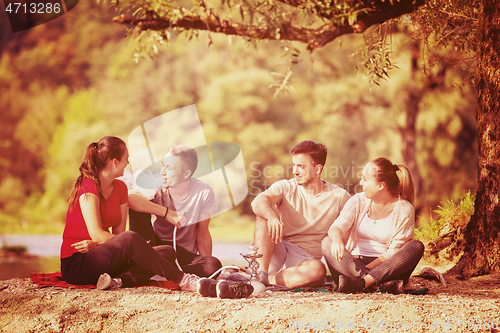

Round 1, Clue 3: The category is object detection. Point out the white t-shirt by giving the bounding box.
[262,178,351,258]
[351,211,394,257]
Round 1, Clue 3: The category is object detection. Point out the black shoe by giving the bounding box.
[338,275,365,293]
[217,281,254,299]
[197,278,219,297]
[378,280,404,294]
[226,272,251,282]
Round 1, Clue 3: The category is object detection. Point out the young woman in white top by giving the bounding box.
[321,157,424,294]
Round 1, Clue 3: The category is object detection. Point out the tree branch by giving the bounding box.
[113,12,353,51]
[276,0,426,31]
[113,0,426,50]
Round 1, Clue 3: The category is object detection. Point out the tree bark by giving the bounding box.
[458,0,500,278]
[400,39,423,201]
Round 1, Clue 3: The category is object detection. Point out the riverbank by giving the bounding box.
[1,243,500,332]
[0,235,251,280]
[0,234,251,259]
[1,271,499,332]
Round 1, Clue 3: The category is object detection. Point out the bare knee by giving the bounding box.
[298,260,326,286]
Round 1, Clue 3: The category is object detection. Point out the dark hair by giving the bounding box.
[170,145,198,177]
[68,136,126,208]
[370,157,415,204]
[289,141,327,169]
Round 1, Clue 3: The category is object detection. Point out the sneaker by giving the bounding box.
[338,275,365,293]
[96,273,122,290]
[217,280,254,299]
[179,273,200,292]
[220,267,241,277]
[226,272,251,282]
[227,270,269,285]
[378,280,404,295]
[197,278,219,297]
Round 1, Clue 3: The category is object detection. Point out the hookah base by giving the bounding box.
[250,280,267,294]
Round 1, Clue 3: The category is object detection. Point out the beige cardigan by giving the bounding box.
[328,193,415,260]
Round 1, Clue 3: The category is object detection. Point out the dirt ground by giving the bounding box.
[1,253,500,333]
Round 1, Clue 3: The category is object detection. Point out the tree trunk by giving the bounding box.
[457,0,500,278]
[400,39,423,200]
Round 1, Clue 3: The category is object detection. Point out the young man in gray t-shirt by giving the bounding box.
[129,145,221,278]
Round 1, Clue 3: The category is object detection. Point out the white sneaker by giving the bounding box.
[96,273,123,290]
[179,273,200,292]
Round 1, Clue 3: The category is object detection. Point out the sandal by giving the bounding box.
[404,288,429,295]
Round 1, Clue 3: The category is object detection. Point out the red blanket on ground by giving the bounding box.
[30,272,179,290]
[30,272,338,293]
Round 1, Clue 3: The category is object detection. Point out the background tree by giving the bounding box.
[108,0,497,278]
[459,0,500,278]
[0,0,480,269]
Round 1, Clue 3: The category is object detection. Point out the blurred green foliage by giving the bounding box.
[435,190,475,227]
[415,190,475,241]
[0,1,477,234]
[414,213,441,241]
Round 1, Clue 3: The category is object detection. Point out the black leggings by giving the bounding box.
[61,231,184,287]
[321,238,424,286]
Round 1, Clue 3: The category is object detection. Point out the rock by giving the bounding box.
[415,267,447,287]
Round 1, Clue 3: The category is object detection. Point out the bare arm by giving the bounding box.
[365,256,386,269]
[112,203,128,235]
[128,189,186,228]
[328,226,345,262]
[195,213,213,256]
[79,193,114,244]
[129,189,167,216]
[251,192,283,244]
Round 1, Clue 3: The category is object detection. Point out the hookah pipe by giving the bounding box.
[240,245,267,294]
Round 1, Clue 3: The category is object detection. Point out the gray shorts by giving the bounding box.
[268,241,316,275]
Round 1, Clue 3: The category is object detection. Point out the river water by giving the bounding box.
[0,235,250,280]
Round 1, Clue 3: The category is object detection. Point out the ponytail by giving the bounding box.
[371,158,416,205]
[68,136,126,208]
[395,164,415,205]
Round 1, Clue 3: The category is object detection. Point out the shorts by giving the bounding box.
[268,241,316,275]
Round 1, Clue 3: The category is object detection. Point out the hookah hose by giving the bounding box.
[173,225,245,280]
[208,265,244,280]
[173,226,183,271]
